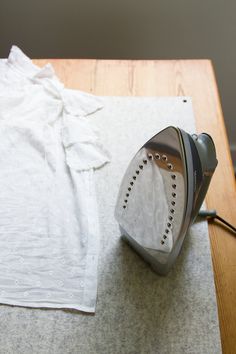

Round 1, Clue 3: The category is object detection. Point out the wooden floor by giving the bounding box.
[35,59,236,354]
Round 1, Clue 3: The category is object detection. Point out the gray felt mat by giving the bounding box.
[0,97,221,354]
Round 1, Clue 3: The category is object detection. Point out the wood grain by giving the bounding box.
[35,59,236,354]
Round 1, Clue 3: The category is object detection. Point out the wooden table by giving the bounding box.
[35,59,236,354]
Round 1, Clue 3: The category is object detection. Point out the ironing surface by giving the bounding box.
[94,97,221,353]
[0,97,221,354]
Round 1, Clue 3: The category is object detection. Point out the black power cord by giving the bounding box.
[198,210,236,234]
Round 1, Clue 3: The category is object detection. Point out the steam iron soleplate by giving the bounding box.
[115,126,217,275]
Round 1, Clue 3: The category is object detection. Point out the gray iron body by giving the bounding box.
[115,126,217,275]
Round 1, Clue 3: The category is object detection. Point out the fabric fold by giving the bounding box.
[61,115,110,171]
[6,45,104,118]
[2,45,110,171]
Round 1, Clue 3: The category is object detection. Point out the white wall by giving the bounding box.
[0,0,235,169]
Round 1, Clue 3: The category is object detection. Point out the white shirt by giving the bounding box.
[0,46,109,312]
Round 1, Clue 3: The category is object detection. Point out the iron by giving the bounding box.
[115,126,218,275]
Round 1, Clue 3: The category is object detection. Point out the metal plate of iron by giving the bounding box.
[115,126,188,264]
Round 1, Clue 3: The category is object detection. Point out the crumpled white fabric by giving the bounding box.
[0,46,110,312]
